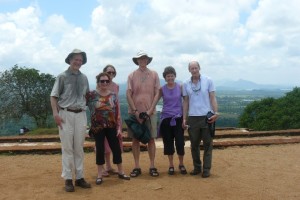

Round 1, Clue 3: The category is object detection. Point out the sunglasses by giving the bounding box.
[99,80,110,84]
[107,71,116,75]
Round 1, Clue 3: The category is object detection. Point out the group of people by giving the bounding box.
[50,49,219,192]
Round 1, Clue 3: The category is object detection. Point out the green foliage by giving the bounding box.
[0,87,291,136]
[0,65,55,128]
[239,87,300,130]
[26,127,58,135]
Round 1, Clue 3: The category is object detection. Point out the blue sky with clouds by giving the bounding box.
[0,0,299,87]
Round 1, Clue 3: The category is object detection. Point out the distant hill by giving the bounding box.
[215,79,294,91]
[118,79,294,94]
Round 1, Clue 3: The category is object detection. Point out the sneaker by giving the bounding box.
[75,178,91,188]
[65,179,75,192]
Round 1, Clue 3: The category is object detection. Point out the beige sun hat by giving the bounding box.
[65,49,87,65]
[132,50,153,65]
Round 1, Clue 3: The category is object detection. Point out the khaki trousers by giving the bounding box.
[59,110,87,180]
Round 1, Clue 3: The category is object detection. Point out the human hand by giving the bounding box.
[182,119,187,129]
[54,114,64,129]
[116,130,122,138]
[135,112,144,124]
[208,114,218,123]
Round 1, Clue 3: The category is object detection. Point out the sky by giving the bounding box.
[0,0,299,88]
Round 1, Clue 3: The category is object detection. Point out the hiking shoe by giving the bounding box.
[202,171,211,178]
[189,169,202,176]
[65,179,75,192]
[75,178,91,188]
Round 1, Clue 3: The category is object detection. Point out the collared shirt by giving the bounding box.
[50,67,89,110]
[182,75,215,116]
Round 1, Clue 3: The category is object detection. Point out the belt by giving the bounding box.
[60,107,83,113]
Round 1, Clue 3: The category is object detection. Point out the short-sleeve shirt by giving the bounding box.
[182,75,215,116]
[127,68,160,113]
[87,91,120,132]
[50,68,89,110]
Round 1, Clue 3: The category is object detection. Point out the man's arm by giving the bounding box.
[50,96,63,129]
[126,89,141,123]
[148,87,162,115]
[182,95,189,128]
[209,91,219,122]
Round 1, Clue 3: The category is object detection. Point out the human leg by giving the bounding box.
[160,118,175,174]
[94,129,106,165]
[132,138,141,168]
[148,138,156,168]
[103,129,129,180]
[148,138,159,177]
[173,117,185,165]
[105,128,122,165]
[188,116,203,174]
[73,112,87,180]
[201,127,213,177]
[94,129,106,184]
[72,112,91,188]
[161,118,175,156]
[168,155,175,175]
[103,137,116,175]
[96,164,104,185]
[130,138,141,177]
[59,110,75,180]
[94,130,106,184]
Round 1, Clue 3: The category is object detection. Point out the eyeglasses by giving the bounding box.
[99,80,110,84]
[107,71,115,75]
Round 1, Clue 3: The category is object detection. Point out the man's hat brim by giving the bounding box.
[65,49,87,65]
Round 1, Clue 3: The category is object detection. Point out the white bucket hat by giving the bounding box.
[132,50,153,65]
[65,49,87,65]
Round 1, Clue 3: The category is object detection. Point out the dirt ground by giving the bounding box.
[0,144,299,200]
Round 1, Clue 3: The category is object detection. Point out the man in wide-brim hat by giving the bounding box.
[126,50,161,178]
[50,48,91,192]
[65,49,87,65]
[132,50,152,66]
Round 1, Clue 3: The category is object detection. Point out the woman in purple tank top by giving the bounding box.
[157,66,187,175]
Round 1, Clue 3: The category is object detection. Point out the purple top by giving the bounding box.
[160,83,182,126]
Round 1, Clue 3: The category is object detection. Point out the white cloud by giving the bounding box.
[0,0,299,87]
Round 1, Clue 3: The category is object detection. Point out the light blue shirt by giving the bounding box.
[182,75,215,116]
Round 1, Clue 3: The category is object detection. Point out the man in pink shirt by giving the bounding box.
[126,50,160,177]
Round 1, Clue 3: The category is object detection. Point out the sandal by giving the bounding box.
[149,168,159,177]
[106,168,118,175]
[179,165,187,175]
[96,177,103,185]
[130,168,141,178]
[168,167,175,175]
[118,174,130,180]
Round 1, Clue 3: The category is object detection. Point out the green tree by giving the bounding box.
[239,87,300,130]
[0,65,55,128]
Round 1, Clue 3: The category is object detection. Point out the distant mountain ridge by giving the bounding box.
[215,79,294,90]
[115,79,295,95]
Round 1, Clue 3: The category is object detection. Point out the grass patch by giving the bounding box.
[27,128,58,135]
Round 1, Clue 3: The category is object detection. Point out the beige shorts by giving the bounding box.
[127,114,157,139]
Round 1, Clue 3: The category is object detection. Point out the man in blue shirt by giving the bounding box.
[182,61,219,178]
